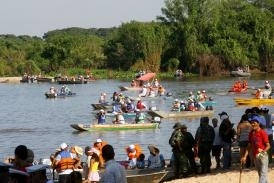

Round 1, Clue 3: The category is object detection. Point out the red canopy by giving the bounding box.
[136,73,156,81]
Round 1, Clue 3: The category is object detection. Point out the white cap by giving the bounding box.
[129,144,135,150]
[202,90,206,93]
[135,109,140,112]
[265,80,269,84]
[96,139,102,143]
[60,143,68,150]
[174,99,179,102]
[100,109,104,113]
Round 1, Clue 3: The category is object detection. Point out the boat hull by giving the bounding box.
[57,80,87,84]
[45,92,76,98]
[230,71,251,77]
[70,123,159,131]
[234,97,274,105]
[148,110,214,119]
[126,168,168,183]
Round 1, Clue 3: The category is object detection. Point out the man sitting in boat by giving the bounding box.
[255,89,263,99]
[125,99,135,113]
[130,80,137,87]
[135,109,145,123]
[172,99,181,112]
[153,79,159,87]
[263,80,272,98]
[136,98,147,110]
[112,103,123,114]
[99,92,107,104]
[147,145,165,169]
[158,85,165,96]
[125,144,143,169]
[49,87,56,94]
[112,112,125,124]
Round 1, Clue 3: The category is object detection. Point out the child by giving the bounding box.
[88,148,100,183]
[136,153,145,169]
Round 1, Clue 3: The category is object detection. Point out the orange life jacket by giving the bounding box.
[125,144,142,160]
[55,151,74,172]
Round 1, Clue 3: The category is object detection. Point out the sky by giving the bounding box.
[0,0,165,37]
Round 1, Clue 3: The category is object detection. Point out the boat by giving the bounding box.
[70,123,159,131]
[230,70,251,77]
[57,79,87,84]
[91,103,113,110]
[234,97,274,105]
[36,77,53,83]
[147,110,214,119]
[105,112,147,118]
[119,72,156,91]
[126,168,168,183]
[45,92,76,98]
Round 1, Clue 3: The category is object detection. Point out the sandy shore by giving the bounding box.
[0,77,22,83]
[164,163,274,183]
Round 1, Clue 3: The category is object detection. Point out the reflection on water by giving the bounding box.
[0,77,273,161]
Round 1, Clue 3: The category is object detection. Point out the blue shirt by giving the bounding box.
[99,159,127,183]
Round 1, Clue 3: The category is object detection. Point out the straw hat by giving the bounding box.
[74,146,83,156]
[148,144,159,155]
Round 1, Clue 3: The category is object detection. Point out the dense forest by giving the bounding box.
[0,0,273,77]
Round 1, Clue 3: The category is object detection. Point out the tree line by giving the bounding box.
[0,0,273,77]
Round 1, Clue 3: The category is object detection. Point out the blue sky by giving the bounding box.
[0,0,165,37]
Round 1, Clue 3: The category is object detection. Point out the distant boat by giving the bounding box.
[57,79,87,84]
[231,70,251,77]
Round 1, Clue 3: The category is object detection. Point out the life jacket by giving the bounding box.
[56,151,74,173]
[136,101,145,109]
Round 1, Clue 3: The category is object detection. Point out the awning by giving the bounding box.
[136,73,156,81]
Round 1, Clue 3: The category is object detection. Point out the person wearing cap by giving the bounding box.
[241,116,270,183]
[211,118,222,169]
[169,122,189,178]
[219,116,236,170]
[125,144,143,169]
[53,143,74,183]
[100,144,127,183]
[262,80,272,98]
[93,139,108,169]
[147,145,165,169]
[97,109,106,124]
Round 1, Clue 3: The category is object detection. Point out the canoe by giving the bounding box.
[119,86,142,91]
[57,80,87,84]
[105,112,148,119]
[230,70,251,77]
[70,123,159,131]
[126,168,168,183]
[234,97,274,105]
[91,103,113,110]
[45,92,76,98]
[147,110,214,119]
[36,77,53,83]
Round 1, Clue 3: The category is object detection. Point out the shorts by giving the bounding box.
[88,171,100,181]
[238,141,249,147]
[212,145,222,156]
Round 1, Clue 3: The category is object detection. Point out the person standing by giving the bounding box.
[195,117,215,174]
[88,147,100,183]
[241,116,270,183]
[211,118,222,169]
[100,144,127,183]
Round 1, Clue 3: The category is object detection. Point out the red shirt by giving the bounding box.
[249,129,269,157]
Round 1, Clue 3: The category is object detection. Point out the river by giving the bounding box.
[0,76,273,162]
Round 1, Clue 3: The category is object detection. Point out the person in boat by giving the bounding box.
[130,80,137,87]
[139,85,148,97]
[153,79,159,87]
[195,91,205,110]
[147,86,156,97]
[135,109,145,123]
[147,144,165,169]
[112,91,119,102]
[172,99,181,111]
[112,112,125,124]
[255,88,263,99]
[98,92,107,104]
[100,144,127,183]
[70,146,83,169]
[112,103,122,114]
[97,109,106,124]
[158,85,165,96]
[263,80,272,98]
[201,90,208,101]
[136,153,145,169]
[125,99,135,113]
[60,86,66,94]
[53,143,74,183]
[49,86,56,94]
[136,98,147,110]
[125,144,143,169]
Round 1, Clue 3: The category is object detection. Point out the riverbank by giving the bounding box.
[0,77,21,83]
[164,163,274,183]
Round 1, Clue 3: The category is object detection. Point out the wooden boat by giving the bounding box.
[57,79,87,84]
[105,112,147,118]
[91,103,113,110]
[234,97,274,105]
[126,168,168,183]
[36,77,53,83]
[230,70,251,77]
[70,123,159,131]
[45,92,76,98]
[147,110,214,119]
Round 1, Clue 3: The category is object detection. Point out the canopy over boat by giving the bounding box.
[136,73,156,81]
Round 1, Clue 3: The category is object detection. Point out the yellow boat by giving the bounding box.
[234,97,274,105]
